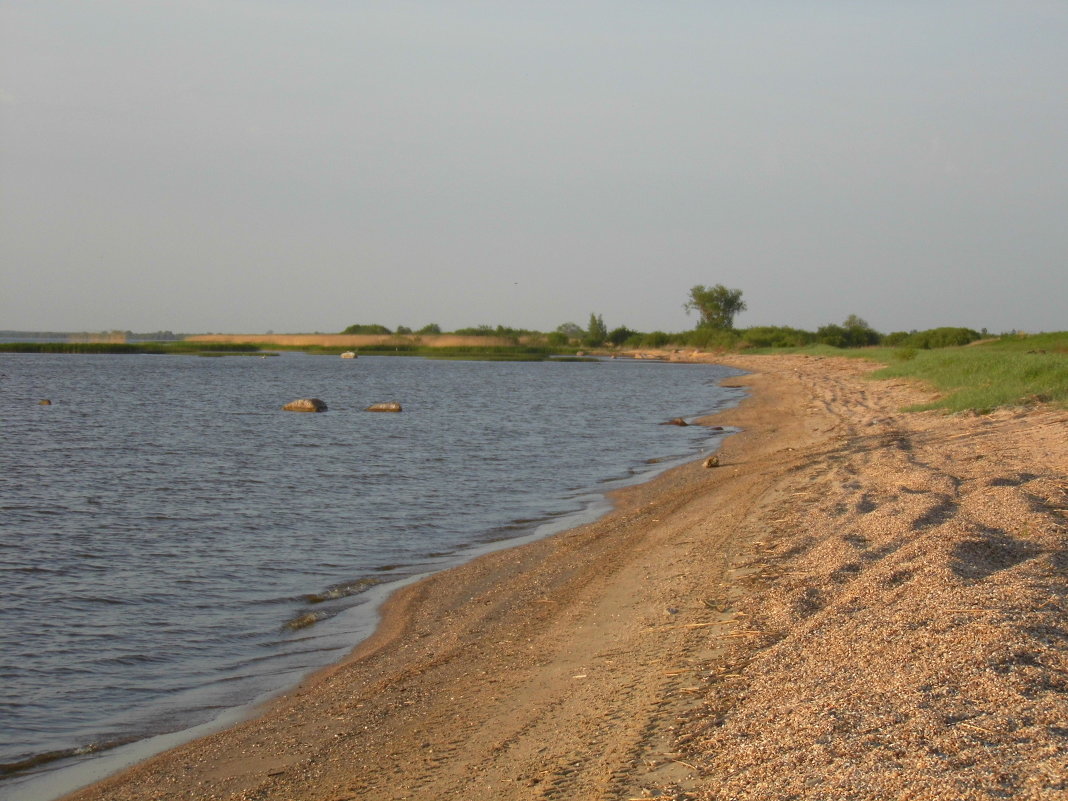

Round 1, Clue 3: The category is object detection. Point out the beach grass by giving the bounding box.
[745,333,1067,412]
[869,343,1068,413]
[811,333,1067,413]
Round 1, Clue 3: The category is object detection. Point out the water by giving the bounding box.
[0,352,744,799]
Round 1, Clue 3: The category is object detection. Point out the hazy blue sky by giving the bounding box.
[2,1,1066,334]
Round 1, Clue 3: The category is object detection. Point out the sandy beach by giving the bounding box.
[61,353,1067,801]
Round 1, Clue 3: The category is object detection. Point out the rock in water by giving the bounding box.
[661,417,689,426]
[39,399,52,405]
[283,398,328,412]
[365,402,402,413]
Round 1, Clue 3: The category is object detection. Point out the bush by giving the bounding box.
[740,326,816,348]
[607,326,637,346]
[817,316,882,348]
[683,327,741,350]
[640,331,671,348]
[904,327,983,349]
[816,324,849,348]
[341,323,392,335]
[883,331,911,347]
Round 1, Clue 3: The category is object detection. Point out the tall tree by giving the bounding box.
[585,313,608,346]
[683,285,747,329]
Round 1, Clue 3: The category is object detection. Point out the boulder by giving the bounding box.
[365,402,402,413]
[283,398,328,412]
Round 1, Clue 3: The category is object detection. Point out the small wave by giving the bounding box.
[91,652,172,667]
[282,611,326,631]
[0,736,137,778]
[0,565,67,575]
[303,576,383,604]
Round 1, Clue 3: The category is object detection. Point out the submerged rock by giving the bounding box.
[365,402,403,413]
[283,398,328,412]
[662,417,689,426]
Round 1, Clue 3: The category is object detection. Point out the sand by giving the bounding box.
[61,353,1067,801]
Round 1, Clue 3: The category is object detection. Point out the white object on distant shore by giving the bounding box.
[340,351,357,359]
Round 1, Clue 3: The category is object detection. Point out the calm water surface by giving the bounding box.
[0,353,744,799]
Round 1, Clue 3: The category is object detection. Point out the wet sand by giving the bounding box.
[63,353,1067,801]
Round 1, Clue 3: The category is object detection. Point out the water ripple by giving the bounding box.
[0,352,742,791]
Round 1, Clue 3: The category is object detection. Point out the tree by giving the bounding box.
[417,323,442,335]
[684,285,746,330]
[842,314,881,347]
[555,322,584,341]
[341,323,392,335]
[818,315,881,348]
[584,313,608,346]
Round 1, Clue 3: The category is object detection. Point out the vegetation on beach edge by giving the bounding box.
[4,283,1064,411]
[745,334,1068,413]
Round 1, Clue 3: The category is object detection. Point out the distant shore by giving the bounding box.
[62,353,1068,801]
[185,333,525,348]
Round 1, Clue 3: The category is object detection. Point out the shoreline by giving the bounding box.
[7,358,741,801]
[53,354,1068,799]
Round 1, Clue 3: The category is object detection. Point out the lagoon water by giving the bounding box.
[0,352,743,799]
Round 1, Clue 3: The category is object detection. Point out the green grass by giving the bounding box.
[743,333,1068,413]
[869,344,1067,413]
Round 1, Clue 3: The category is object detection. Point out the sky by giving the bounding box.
[2,1,1066,335]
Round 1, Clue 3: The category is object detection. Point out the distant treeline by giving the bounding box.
[339,319,992,351]
[0,330,184,342]
[0,342,260,354]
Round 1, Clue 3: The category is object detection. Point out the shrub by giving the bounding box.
[341,323,392,335]
[816,324,849,348]
[741,326,816,348]
[607,326,637,346]
[683,327,741,350]
[818,316,882,348]
[904,327,982,349]
[641,331,671,348]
